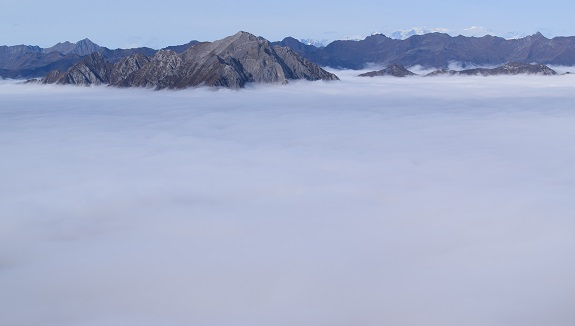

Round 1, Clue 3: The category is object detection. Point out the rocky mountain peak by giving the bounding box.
[358,64,416,77]
[532,32,547,39]
[41,52,111,85]
[42,38,101,56]
[43,41,76,54]
[499,62,556,74]
[40,32,339,89]
[0,44,42,63]
[212,31,261,47]
[231,31,260,41]
[72,38,101,56]
[364,33,391,41]
[196,31,264,57]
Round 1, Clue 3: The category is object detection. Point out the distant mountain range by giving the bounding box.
[2,31,575,88]
[272,32,575,69]
[0,39,194,79]
[388,27,530,40]
[389,27,451,40]
[299,38,330,47]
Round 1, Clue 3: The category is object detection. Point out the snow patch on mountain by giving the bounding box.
[389,27,450,40]
[299,38,330,47]
[460,26,495,37]
[502,31,528,39]
[388,26,534,40]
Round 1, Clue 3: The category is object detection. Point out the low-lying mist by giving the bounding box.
[1,74,575,326]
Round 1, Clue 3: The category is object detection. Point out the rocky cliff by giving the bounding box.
[42,52,113,85]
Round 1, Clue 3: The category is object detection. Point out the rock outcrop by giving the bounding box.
[42,52,113,85]
[358,64,416,77]
[40,32,339,89]
[110,53,152,84]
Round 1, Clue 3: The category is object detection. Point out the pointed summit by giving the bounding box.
[233,31,259,39]
[71,38,101,56]
[531,32,548,40]
[358,64,416,77]
[215,31,262,47]
[41,38,101,56]
[42,41,75,54]
[181,31,264,62]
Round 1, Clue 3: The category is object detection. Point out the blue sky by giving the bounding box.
[1,0,574,48]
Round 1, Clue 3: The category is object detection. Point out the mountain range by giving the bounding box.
[386,27,533,40]
[272,32,575,69]
[2,31,575,88]
[0,39,189,79]
[389,27,451,40]
[38,32,338,89]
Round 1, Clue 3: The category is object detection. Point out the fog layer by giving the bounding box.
[1,75,575,326]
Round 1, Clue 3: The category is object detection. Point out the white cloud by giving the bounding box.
[1,74,575,326]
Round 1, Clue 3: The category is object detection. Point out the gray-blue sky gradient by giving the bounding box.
[1,0,575,48]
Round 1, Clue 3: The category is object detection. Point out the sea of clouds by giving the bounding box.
[1,73,575,326]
